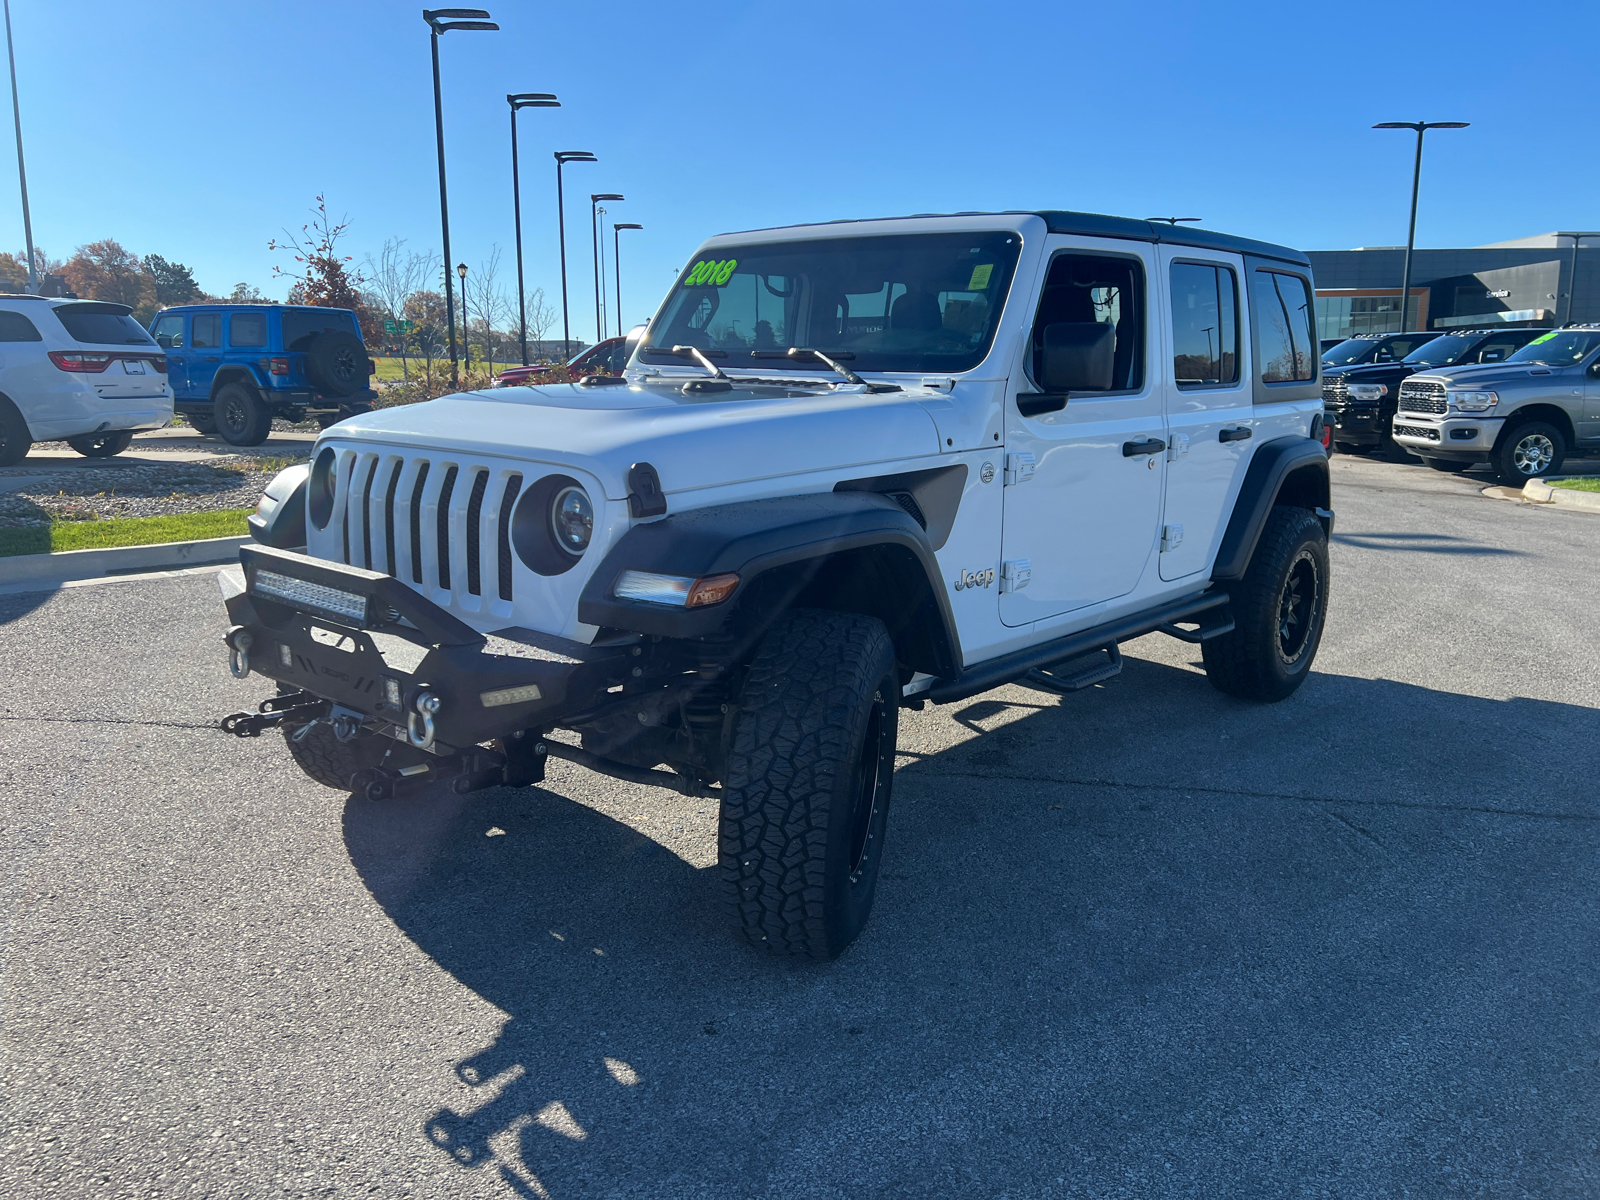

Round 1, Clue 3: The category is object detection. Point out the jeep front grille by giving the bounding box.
[327,449,523,614]
[1393,423,1440,442]
[1399,379,1447,414]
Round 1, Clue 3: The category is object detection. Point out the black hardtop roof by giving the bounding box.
[720,210,1311,268]
[157,303,354,313]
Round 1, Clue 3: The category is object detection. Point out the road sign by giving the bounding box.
[383,320,396,335]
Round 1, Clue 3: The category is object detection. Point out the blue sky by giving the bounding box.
[4,0,1594,334]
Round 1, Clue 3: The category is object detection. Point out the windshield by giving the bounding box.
[1322,339,1378,366]
[1505,329,1600,366]
[643,231,1022,374]
[1403,334,1478,366]
[1322,334,1437,367]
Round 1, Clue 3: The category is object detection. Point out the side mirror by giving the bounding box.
[1039,322,1115,392]
[1588,359,1600,378]
[156,334,173,349]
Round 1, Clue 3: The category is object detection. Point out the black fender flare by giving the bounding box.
[210,365,269,400]
[1211,435,1332,582]
[248,462,309,549]
[577,491,963,677]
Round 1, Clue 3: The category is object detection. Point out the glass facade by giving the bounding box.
[1315,294,1422,340]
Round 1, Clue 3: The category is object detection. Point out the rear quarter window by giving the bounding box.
[0,309,42,341]
[281,308,359,351]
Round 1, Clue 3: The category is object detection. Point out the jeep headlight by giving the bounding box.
[550,485,593,555]
[1447,389,1498,412]
[1347,383,1387,401]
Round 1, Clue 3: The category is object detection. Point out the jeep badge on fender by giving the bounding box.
[218,208,1332,963]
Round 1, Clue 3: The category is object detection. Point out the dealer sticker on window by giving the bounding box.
[684,259,738,287]
[967,263,994,291]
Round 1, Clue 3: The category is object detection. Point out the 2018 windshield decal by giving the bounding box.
[684,259,738,287]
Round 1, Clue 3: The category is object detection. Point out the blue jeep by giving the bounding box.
[148,304,376,445]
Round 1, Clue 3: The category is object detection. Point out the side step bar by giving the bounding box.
[927,590,1231,705]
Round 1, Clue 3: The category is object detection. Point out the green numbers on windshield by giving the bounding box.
[685,258,738,287]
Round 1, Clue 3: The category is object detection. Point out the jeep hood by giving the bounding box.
[327,380,944,500]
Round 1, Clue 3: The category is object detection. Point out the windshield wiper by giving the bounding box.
[642,344,730,378]
[750,347,901,393]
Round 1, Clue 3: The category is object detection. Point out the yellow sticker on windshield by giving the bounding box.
[685,258,738,287]
[967,263,994,291]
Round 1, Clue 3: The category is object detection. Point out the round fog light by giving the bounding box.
[551,485,593,555]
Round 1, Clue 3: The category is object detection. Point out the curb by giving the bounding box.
[0,535,249,591]
[1522,478,1600,512]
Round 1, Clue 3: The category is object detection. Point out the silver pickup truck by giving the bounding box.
[1391,325,1600,483]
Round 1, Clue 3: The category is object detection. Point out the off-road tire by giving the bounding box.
[214,382,271,446]
[303,331,367,398]
[186,411,217,435]
[719,609,900,961]
[315,407,357,431]
[283,720,402,791]
[1492,420,1564,486]
[0,399,32,467]
[1421,457,1472,473]
[66,430,134,458]
[1202,506,1329,703]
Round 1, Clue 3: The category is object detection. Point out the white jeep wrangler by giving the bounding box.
[221,210,1332,960]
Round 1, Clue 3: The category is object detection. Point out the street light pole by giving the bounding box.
[3,0,35,293]
[591,193,623,343]
[424,8,499,388]
[1373,120,1469,333]
[1555,232,1600,326]
[613,223,642,338]
[507,93,559,366]
[553,151,596,362]
[456,262,469,371]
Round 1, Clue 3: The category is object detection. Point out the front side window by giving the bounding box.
[1506,329,1600,366]
[0,309,42,342]
[1170,262,1239,386]
[192,313,221,349]
[1031,253,1145,392]
[151,314,184,347]
[643,232,1021,375]
[229,312,268,348]
[1254,270,1315,383]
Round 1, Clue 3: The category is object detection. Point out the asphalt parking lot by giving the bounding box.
[2,453,1598,1198]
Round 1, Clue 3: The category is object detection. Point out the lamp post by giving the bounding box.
[3,0,35,293]
[1373,120,1469,333]
[456,262,469,371]
[507,93,559,366]
[553,150,596,362]
[590,193,623,342]
[613,223,642,338]
[1554,232,1600,326]
[424,7,499,387]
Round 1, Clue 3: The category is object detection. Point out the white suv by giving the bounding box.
[0,296,174,466]
[221,210,1333,960]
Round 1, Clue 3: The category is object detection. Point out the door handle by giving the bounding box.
[1122,437,1165,457]
[1219,426,1252,443]
[205,356,219,362]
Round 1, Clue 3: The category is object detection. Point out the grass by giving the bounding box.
[0,508,252,558]
[373,355,517,383]
[1550,477,1600,493]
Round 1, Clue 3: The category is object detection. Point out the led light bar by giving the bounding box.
[480,683,544,708]
[251,569,369,625]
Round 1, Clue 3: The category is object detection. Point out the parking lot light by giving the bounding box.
[613,223,643,339]
[591,194,624,343]
[1373,121,1470,334]
[554,151,597,363]
[424,8,500,388]
[508,93,560,366]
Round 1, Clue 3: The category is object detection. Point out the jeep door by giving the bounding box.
[1157,249,1253,580]
[149,313,187,395]
[188,312,222,398]
[1000,239,1165,626]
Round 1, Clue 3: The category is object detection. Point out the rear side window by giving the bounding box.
[192,313,221,348]
[54,304,156,346]
[0,309,42,341]
[1170,262,1239,386]
[281,307,359,351]
[1032,253,1145,392]
[1253,270,1315,383]
[229,312,268,347]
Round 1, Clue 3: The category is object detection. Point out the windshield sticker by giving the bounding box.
[1528,331,1558,345]
[685,258,738,287]
[967,263,994,291]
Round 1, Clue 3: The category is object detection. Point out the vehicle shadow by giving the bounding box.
[342,657,1600,1196]
[1331,530,1528,556]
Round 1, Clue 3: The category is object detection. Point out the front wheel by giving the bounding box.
[719,609,900,960]
[1202,506,1329,703]
[66,430,134,458]
[1493,421,1565,486]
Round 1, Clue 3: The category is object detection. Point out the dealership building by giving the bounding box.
[1305,232,1600,341]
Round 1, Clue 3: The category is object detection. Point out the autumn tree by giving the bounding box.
[270,195,381,341]
[63,239,156,320]
[144,255,204,307]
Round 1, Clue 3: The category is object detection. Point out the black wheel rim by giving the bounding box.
[846,688,889,883]
[1276,550,1320,664]
[222,395,247,435]
[333,347,358,383]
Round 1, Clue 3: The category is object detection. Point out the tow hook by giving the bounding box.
[224,626,252,679]
[220,692,329,738]
[408,689,442,751]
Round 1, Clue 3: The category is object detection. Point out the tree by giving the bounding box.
[270,195,380,340]
[144,255,203,307]
[0,252,27,292]
[464,245,510,373]
[403,289,447,386]
[364,238,436,380]
[63,239,156,319]
[226,282,276,304]
[524,285,556,358]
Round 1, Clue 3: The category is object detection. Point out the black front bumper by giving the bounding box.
[222,546,631,751]
[1327,403,1388,446]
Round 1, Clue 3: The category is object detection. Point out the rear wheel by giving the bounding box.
[1203,506,1329,703]
[1493,421,1564,486]
[186,411,216,435]
[0,401,31,467]
[66,430,134,458]
[719,609,900,960]
[214,382,271,446]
